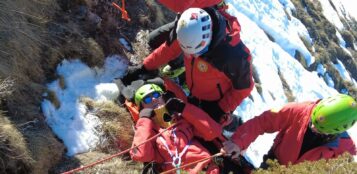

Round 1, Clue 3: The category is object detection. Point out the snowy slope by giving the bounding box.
[41,0,357,167]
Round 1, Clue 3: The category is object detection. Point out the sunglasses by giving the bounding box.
[142,92,161,104]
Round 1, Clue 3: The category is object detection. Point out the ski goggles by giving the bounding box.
[142,91,161,104]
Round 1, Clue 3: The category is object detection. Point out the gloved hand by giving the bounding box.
[165,98,185,115]
[122,64,146,85]
[221,140,241,160]
[139,108,155,118]
[200,101,226,123]
[167,13,181,46]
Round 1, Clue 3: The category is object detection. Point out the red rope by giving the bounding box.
[160,153,223,174]
[112,1,131,21]
[61,123,178,174]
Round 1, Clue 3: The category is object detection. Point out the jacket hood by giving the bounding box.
[202,7,227,56]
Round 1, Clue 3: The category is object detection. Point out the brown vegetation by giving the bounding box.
[80,97,134,153]
[254,153,357,174]
[1,0,357,173]
[291,0,357,98]
[0,0,65,173]
[0,112,33,173]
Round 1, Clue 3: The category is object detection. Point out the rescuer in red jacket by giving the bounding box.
[221,94,357,169]
[129,82,223,174]
[124,7,253,126]
[146,0,228,90]
[148,0,225,49]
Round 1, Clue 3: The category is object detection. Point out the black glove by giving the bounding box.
[122,64,146,85]
[122,64,160,85]
[165,98,185,115]
[167,13,181,46]
[139,108,155,118]
[200,101,226,123]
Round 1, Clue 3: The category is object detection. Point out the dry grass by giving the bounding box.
[254,153,357,174]
[129,30,152,64]
[0,1,67,173]
[52,98,137,174]
[77,153,142,174]
[277,69,295,102]
[23,121,65,174]
[0,77,14,98]
[53,151,143,174]
[291,0,357,98]
[341,30,356,49]
[0,111,34,173]
[0,0,59,121]
[44,89,61,109]
[80,97,134,153]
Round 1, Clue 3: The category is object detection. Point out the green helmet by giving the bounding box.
[134,84,163,106]
[311,94,357,134]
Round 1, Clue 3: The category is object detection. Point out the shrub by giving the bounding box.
[80,97,134,153]
[278,70,295,102]
[341,30,355,49]
[253,153,357,174]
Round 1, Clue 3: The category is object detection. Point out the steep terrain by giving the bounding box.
[0,0,357,173]
[0,0,172,173]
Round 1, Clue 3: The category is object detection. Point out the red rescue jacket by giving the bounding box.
[158,0,222,13]
[129,79,222,173]
[143,8,253,114]
[231,101,357,165]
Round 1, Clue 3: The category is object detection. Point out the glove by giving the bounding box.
[221,140,241,160]
[167,13,181,46]
[121,64,146,85]
[139,108,155,118]
[165,98,185,115]
[200,101,226,123]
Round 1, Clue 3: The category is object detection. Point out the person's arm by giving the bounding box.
[231,104,298,150]
[182,103,222,141]
[143,40,182,70]
[165,98,222,140]
[130,118,157,162]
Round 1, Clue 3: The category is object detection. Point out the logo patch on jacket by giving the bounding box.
[197,61,208,72]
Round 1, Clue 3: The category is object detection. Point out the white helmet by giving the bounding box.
[176,8,213,55]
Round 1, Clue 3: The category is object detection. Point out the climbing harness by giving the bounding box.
[160,153,223,174]
[158,128,191,174]
[112,0,131,22]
